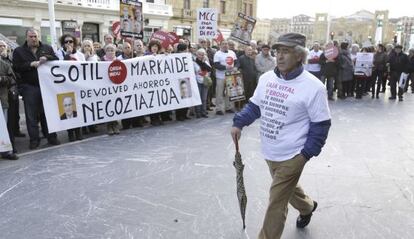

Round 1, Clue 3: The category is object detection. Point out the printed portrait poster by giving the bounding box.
[37,53,201,132]
[197,8,218,40]
[0,101,12,152]
[225,71,245,102]
[354,52,374,77]
[230,12,256,45]
[120,0,143,39]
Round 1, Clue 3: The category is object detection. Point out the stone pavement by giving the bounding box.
[0,92,413,239]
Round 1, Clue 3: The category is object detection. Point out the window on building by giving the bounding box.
[184,0,190,9]
[243,3,247,15]
[203,0,209,8]
[220,1,226,14]
[249,4,253,16]
[146,0,154,3]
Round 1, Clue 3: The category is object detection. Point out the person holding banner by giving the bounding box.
[57,34,85,142]
[213,40,237,115]
[12,28,60,149]
[0,58,18,159]
[101,44,121,135]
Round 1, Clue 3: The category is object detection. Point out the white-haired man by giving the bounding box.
[231,33,331,239]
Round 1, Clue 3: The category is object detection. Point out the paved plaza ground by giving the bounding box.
[1,92,414,239]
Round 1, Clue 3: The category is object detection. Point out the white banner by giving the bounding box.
[197,8,217,40]
[0,101,12,152]
[354,52,374,77]
[38,53,201,132]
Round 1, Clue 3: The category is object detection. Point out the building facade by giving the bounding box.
[0,0,172,47]
[290,14,314,43]
[166,0,257,42]
[268,18,290,44]
[252,18,270,43]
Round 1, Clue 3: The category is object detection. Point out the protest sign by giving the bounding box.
[37,53,201,132]
[230,13,256,45]
[324,42,339,60]
[120,0,143,39]
[225,71,245,102]
[0,101,12,153]
[354,52,374,77]
[197,8,217,40]
[150,31,173,49]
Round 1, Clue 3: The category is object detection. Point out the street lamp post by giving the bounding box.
[48,0,57,50]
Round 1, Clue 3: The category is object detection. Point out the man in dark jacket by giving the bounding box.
[405,48,414,93]
[12,28,60,149]
[319,52,339,100]
[238,45,258,100]
[388,45,408,101]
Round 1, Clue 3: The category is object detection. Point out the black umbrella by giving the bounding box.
[233,138,247,229]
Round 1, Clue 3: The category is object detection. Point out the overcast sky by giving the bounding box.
[257,0,414,19]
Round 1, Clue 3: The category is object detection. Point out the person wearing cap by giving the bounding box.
[255,44,276,78]
[231,33,331,239]
[387,44,408,101]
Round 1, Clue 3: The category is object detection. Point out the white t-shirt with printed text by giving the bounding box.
[250,70,331,162]
[213,50,237,79]
[306,50,322,72]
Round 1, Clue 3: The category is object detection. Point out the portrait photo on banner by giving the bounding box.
[179,77,192,99]
[57,92,78,121]
[225,71,245,102]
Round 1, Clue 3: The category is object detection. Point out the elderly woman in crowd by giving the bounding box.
[101,44,121,135]
[57,34,85,141]
[79,39,99,134]
[194,48,212,118]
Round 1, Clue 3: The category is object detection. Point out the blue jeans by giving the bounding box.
[19,84,57,143]
[196,83,208,116]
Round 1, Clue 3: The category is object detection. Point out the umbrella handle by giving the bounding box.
[235,137,240,152]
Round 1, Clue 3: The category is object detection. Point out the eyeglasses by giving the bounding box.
[64,40,74,44]
[0,45,6,47]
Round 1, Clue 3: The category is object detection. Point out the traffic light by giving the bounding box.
[330,31,335,40]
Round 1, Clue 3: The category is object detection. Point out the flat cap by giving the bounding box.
[272,33,306,49]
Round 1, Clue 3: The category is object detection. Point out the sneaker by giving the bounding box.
[216,111,224,115]
[399,97,403,102]
[225,109,235,113]
[296,201,318,228]
[48,137,61,146]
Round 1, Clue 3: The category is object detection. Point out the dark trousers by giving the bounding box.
[19,84,57,143]
[389,72,403,98]
[7,90,21,135]
[372,70,384,96]
[355,77,365,98]
[342,81,353,97]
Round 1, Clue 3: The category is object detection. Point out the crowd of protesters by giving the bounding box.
[1,28,413,160]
